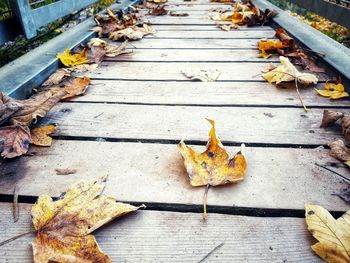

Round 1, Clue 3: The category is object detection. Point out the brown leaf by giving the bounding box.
[87,45,107,64]
[42,69,71,86]
[109,24,155,41]
[0,125,31,158]
[341,116,350,145]
[104,41,132,57]
[169,11,189,17]
[55,168,77,175]
[149,5,168,16]
[31,177,145,262]
[0,93,23,126]
[320,110,344,128]
[10,90,67,126]
[328,140,350,162]
[275,28,295,48]
[31,125,57,147]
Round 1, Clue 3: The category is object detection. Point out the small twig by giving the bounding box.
[203,184,210,220]
[13,186,19,223]
[294,76,308,112]
[0,231,35,247]
[198,242,224,263]
[315,163,350,183]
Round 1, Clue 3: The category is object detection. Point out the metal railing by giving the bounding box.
[0,0,98,45]
[287,0,350,28]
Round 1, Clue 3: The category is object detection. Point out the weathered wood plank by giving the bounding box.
[148,17,240,25]
[88,62,328,81]
[152,24,273,31]
[33,103,341,145]
[157,4,234,11]
[123,38,259,48]
[106,49,278,62]
[0,203,322,262]
[72,80,350,107]
[0,142,348,211]
[146,30,275,39]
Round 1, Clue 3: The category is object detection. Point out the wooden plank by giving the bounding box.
[123,38,259,48]
[0,203,322,262]
[0,142,348,211]
[72,80,350,107]
[146,30,275,39]
[148,17,240,24]
[33,104,341,145]
[158,4,234,11]
[105,49,279,62]
[152,24,274,31]
[88,62,328,81]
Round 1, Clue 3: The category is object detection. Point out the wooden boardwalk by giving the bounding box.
[0,0,349,262]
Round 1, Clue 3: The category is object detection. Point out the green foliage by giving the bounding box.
[98,0,115,7]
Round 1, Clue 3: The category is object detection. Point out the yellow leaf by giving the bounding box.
[31,125,57,147]
[262,56,318,85]
[57,48,89,67]
[31,176,145,263]
[315,82,349,100]
[305,204,350,263]
[257,39,288,58]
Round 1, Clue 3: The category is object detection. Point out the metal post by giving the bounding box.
[9,0,37,38]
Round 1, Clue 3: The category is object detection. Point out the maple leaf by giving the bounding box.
[109,24,155,41]
[0,125,31,158]
[0,93,23,126]
[181,69,221,82]
[31,176,145,263]
[10,90,67,126]
[57,48,89,67]
[305,204,350,263]
[262,56,318,85]
[31,125,57,147]
[315,82,349,100]
[178,119,247,218]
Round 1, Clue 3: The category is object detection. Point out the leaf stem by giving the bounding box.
[0,230,35,247]
[203,184,210,220]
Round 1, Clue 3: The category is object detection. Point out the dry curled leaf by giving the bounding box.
[10,90,67,126]
[305,204,350,263]
[147,0,167,3]
[315,82,349,100]
[109,24,155,41]
[216,23,239,31]
[169,11,189,17]
[210,0,234,2]
[328,140,350,164]
[181,69,221,82]
[258,39,288,58]
[55,168,77,175]
[262,56,318,85]
[42,69,71,86]
[0,93,23,126]
[104,41,132,57]
[31,125,57,147]
[57,48,89,67]
[31,176,145,263]
[178,119,247,218]
[0,125,31,158]
[320,110,344,128]
[149,5,168,16]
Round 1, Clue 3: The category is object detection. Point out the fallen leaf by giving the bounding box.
[31,176,145,262]
[262,56,318,85]
[181,69,221,82]
[341,116,350,145]
[258,39,288,58]
[149,5,168,16]
[210,0,234,2]
[72,63,99,73]
[87,45,107,64]
[42,69,71,86]
[31,125,57,147]
[328,140,350,163]
[0,125,31,158]
[109,24,155,41]
[315,82,349,100]
[169,11,189,16]
[305,204,350,263]
[88,38,107,47]
[10,90,67,126]
[275,28,295,47]
[216,23,239,31]
[0,93,23,126]
[178,119,247,218]
[57,48,89,67]
[320,110,344,128]
[104,41,132,57]
[55,168,77,175]
[147,0,167,3]
[61,77,90,100]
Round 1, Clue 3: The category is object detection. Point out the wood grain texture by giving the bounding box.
[152,25,273,31]
[0,203,322,262]
[32,103,342,145]
[88,62,328,81]
[105,49,278,62]
[0,141,348,211]
[145,30,275,39]
[72,80,349,107]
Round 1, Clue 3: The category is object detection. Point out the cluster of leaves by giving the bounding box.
[93,8,155,41]
[208,0,277,31]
